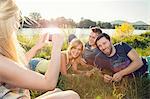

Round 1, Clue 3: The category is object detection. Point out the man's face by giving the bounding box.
[88,32,98,46]
[96,37,112,56]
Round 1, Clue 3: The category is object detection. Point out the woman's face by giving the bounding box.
[70,44,83,58]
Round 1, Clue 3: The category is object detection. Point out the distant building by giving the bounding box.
[111,20,150,30]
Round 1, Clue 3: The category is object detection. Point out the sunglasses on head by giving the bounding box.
[91,27,102,33]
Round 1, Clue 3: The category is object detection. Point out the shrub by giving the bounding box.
[114,23,134,38]
[112,34,150,49]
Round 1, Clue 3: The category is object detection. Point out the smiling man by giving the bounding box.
[95,33,148,83]
[82,27,102,66]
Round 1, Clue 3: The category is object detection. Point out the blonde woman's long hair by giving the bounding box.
[0,0,21,63]
[67,38,84,59]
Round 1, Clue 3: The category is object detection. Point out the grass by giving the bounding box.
[30,70,150,99]
[17,32,150,99]
[56,66,150,99]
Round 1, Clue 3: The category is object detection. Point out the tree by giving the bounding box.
[78,19,96,28]
[54,17,76,28]
[101,22,112,29]
[97,21,102,28]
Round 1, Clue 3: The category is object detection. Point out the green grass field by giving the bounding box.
[17,32,150,99]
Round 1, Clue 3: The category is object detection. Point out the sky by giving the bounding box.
[16,0,150,24]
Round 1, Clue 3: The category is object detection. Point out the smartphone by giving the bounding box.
[49,34,52,41]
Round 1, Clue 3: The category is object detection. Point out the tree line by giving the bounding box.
[22,12,149,30]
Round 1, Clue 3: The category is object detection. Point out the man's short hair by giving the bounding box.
[95,33,111,46]
[91,26,102,34]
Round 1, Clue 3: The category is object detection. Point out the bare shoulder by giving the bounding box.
[61,52,68,65]
[61,52,65,57]
[61,51,68,60]
[61,52,66,60]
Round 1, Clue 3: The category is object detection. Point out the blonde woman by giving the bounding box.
[30,38,89,75]
[60,38,89,75]
[0,0,80,99]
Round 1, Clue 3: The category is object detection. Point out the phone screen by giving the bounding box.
[49,34,52,41]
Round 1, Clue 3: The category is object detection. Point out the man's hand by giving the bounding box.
[112,72,124,82]
[103,74,113,83]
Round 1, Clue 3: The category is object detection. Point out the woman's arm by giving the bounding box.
[77,57,92,67]
[0,34,63,91]
[71,61,87,74]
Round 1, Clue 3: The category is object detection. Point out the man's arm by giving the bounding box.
[113,49,143,82]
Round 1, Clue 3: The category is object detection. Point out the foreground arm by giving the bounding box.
[0,34,63,91]
[112,49,143,82]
